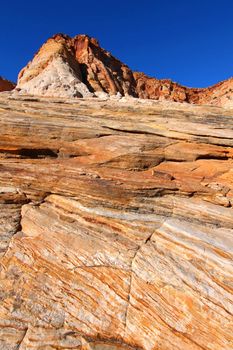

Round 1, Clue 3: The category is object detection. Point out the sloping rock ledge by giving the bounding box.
[0,93,232,350]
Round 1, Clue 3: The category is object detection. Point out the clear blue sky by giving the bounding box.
[1,0,233,87]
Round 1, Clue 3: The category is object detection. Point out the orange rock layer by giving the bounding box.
[15,33,233,106]
[0,93,232,349]
[134,72,233,106]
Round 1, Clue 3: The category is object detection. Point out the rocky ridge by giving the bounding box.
[14,33,233,107]
[134,72,233,106]
[0,92,232,349]
[17,34,137,99]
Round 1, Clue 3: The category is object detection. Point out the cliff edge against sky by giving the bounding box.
[10,33,233,107]
[0,32,232,350]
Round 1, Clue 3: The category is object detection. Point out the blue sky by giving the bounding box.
[1,0,233,87]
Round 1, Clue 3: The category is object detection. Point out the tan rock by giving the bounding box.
[15,33,233,107]
[0,93,232,350]
[17,36,93,98]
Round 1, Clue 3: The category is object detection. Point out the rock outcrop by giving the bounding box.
[0,77,15,92]
[0,92,232,350]
[16,36,93,98]
[15,32,233,106]
[134,72,233,107]
[17,34,136,98]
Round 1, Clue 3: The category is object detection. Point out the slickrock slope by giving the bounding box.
[0,77,15,92]
[0,93,232,350]
[15,32,233,106]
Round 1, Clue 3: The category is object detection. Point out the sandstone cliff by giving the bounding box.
[0,93,232,349]
[16,35,92,98]
[17,34,136,98]
[15,33,233,107]
[0,77,15,92]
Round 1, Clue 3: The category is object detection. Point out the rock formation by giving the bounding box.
[134,72,233,107]
[15,32,233,107]
[16,35,93,98]
[0,92,232,349]
[17,34,136,98]
[0,77,15,92]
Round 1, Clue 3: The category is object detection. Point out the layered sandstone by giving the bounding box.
[0,77,15,92]
[17,34,136,98]
[16,36,92,98]
[0,92,232,350]
[15,33,233,106]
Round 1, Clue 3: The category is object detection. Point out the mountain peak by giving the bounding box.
[13,33,233,107]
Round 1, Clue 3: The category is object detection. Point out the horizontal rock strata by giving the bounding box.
[0,93,232,350]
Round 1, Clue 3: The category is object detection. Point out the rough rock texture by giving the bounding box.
[134,72,233,107]
[0,77,15,92]
[70,34,137,97]
[16,36,93,98]
[16,32,233,106]
[0,93,232,350]
[17,34,136,98]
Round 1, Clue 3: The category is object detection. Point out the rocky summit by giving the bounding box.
[0,92,232,350]
[16,34,136,99]
[15,33,233,107]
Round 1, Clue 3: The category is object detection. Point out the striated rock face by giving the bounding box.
[17,34,136,98]
[0,77,15,92]
[16,32,233,106]
[71,34,137,97]
[17,35,93,98]
[0,92,232,350]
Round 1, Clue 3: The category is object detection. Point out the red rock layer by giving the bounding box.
[17,33,233,106]
[0,77,15,92]
[134,72,233,106]
[18,33,137,97]
[133,72,188,102]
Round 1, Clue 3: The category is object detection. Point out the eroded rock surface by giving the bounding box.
[0,93,232,350]
[15,32,233,106]
[134,72,233,107]
[16,36,92,98]
[17,34,136,98]
[0,77,15,92]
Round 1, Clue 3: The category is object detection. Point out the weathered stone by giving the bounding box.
[0,93,232,350]
[0,77,15,92]
[134,72,233,107]
[14,32,233,106]
[16,34,136,98]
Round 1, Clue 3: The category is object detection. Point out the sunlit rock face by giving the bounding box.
[0,76,15,92]
[0,93,232,350]
[16,33,137,98]
[16,36,93,98]
[15,32,233,106]
[134,72,233,107]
